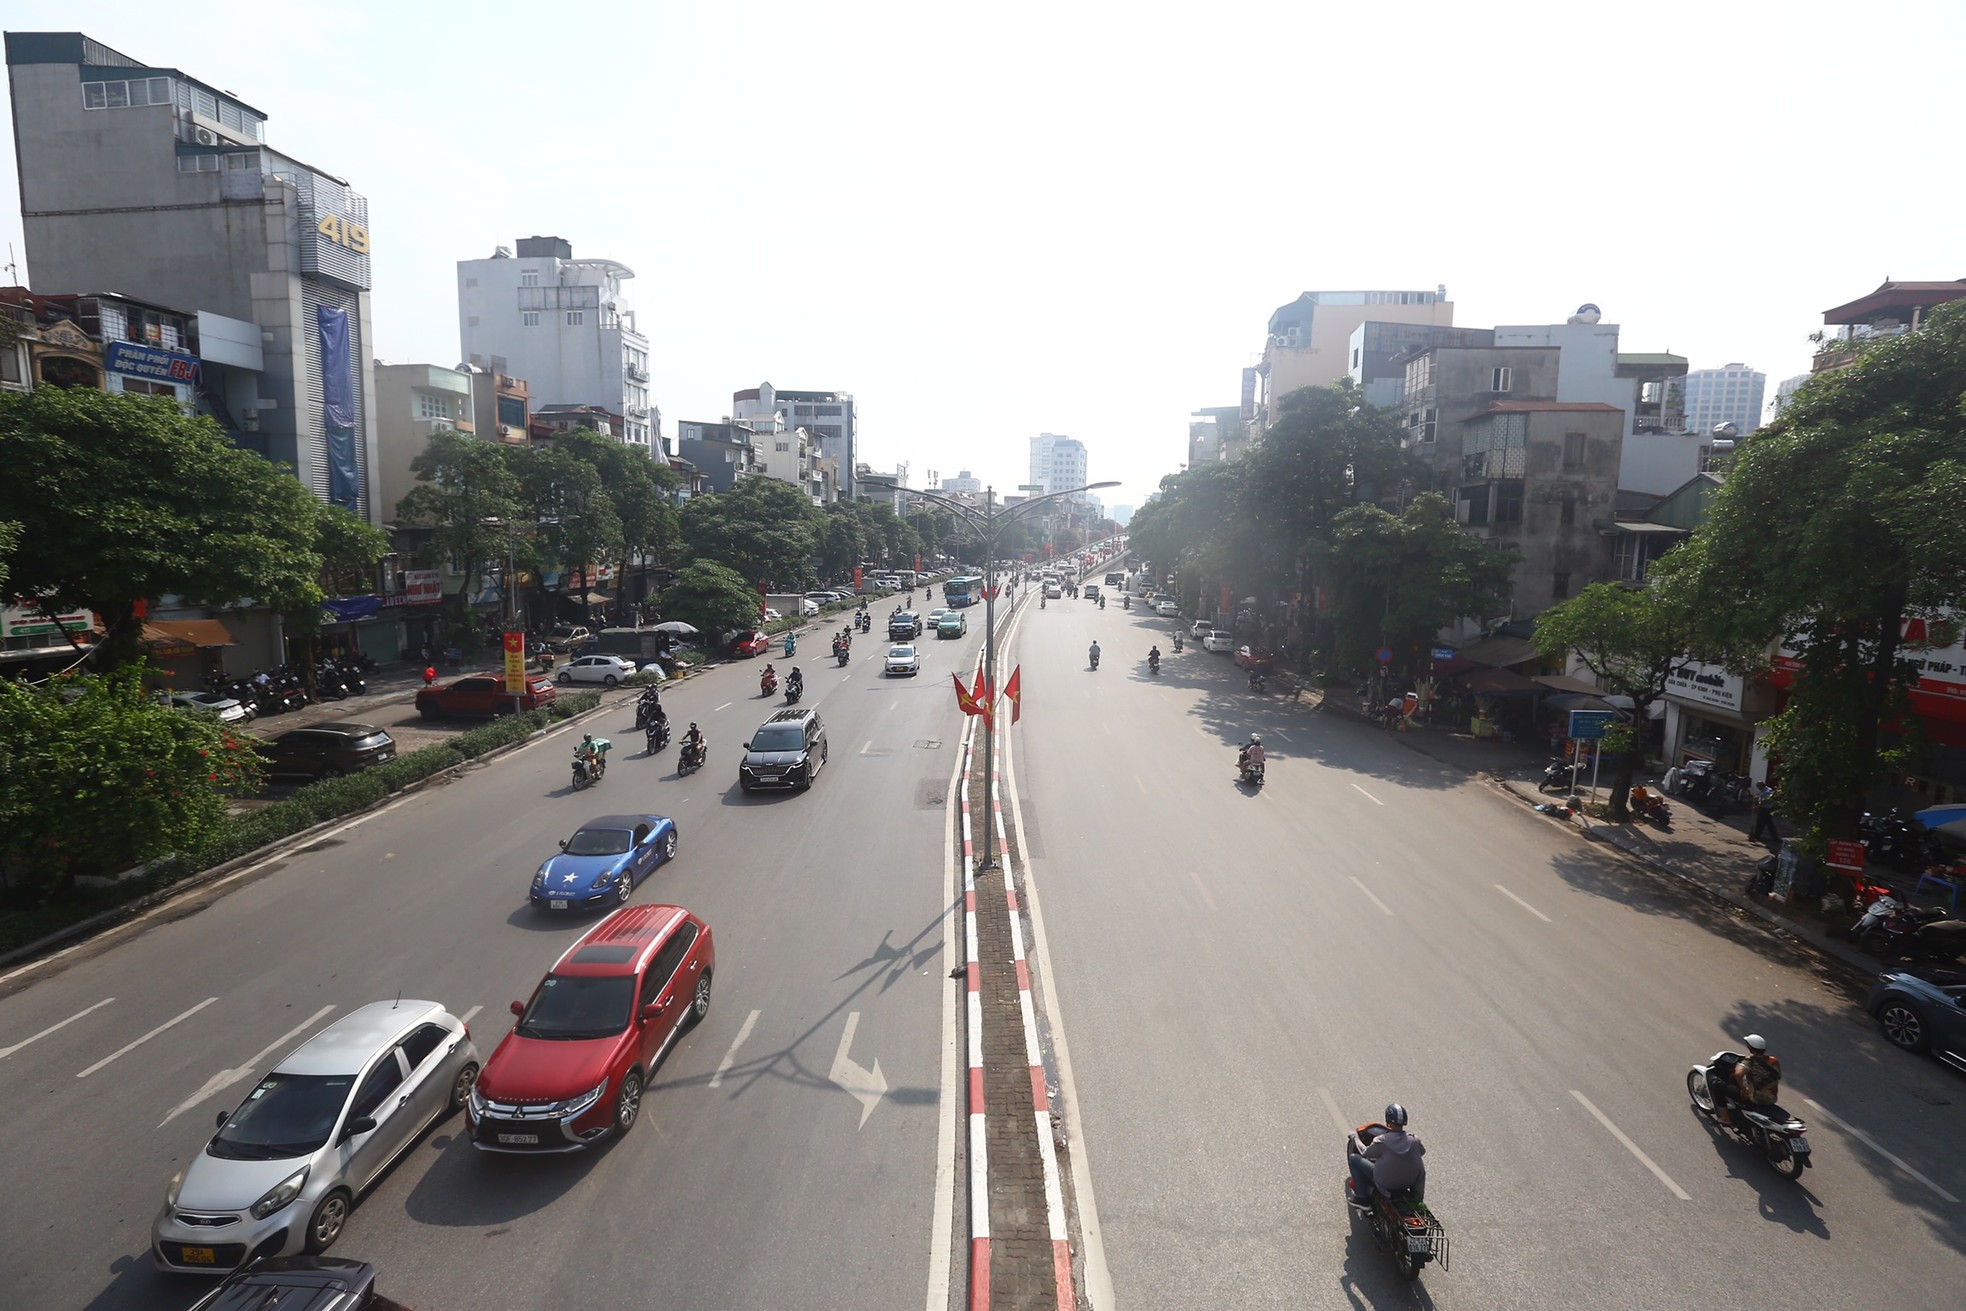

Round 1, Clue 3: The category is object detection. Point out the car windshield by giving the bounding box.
[209,1071,352,1159]
[518,975,636,1039]
[752,725,806,751]
[566,827,632,856]
[889,647,916,659]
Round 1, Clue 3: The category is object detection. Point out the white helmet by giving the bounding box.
[1743,1034,1768,1054]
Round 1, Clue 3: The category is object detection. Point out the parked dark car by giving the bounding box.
[416,673,558,719]
[186,1255,408,1311]
[1867,968,1966,1073]
[257,722,397,780]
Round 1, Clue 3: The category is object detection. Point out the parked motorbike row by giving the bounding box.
[208,662,369,719]
[1859,809,1949,871]
[1670,758,1752,813]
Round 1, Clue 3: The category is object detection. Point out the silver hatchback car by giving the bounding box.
[153,1000,479,1274]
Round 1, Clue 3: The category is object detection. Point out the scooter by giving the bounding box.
[1851,895,1966,961]
[1238,758,1265,788]
[1343,1125,1448,1280]
[760,670,778,697]
[634,693,663,730]
[1247,670,1267,693]
[1628,785,1673,830]
[678,739,707,776]
[1538,759,1575,793]
[785,680,803,705]
[835,647,850,667]
[645,718,671,754]
[1686,1055,1811,1178]
[1171,635,1184,654]
[571,753,600,790]
[1089,649,1101,671]
[784,632,797,657]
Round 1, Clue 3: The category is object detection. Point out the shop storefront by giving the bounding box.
[318,569,442,666]
[1661,658,1775,776]
[140,617,239,688]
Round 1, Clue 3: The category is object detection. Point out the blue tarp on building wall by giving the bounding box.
[316,304,359,509]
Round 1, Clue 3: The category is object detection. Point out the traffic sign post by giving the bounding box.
[1566,709,1617,801]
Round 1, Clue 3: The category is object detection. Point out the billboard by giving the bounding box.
[1240,367,1257,420]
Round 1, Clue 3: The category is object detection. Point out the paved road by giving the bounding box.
[1007,600,1966,1310]
[0,621,978,1310]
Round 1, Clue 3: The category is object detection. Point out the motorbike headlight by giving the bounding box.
[165,1169,184,1207]
[561,1079,609,1118]
[249,1166,309,1219]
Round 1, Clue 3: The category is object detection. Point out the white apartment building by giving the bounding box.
[940,469,982,493]
[1258,287,1453,430]
[732,382,857,497]
[1028,433,1088,497]
[457,235,654,453]
[1681,363,1767,435]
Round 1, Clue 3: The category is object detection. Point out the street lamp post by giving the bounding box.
[897,479,1119,871]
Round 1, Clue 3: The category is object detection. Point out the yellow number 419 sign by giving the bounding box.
[316,214,370,255]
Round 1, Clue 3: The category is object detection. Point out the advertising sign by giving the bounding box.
[2,601,94,639]
[105,341,201,385]
[1568,709,1616,741]
[1664,658,1744,714]
[1826,839,1866,874]
[503,631,527,689]
[1240,367,1257,420]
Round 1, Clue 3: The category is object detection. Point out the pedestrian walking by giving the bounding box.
[1749,779,1780,846]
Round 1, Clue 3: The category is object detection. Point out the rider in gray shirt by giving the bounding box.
[1350,1102,1426,1205]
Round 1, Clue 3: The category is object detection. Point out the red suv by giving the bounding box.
[466,904,714,1152]
[416,672,558,719]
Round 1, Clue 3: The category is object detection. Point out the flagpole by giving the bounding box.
[981,486,999,871]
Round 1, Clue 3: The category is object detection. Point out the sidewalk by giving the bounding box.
[1318,695,1903,978]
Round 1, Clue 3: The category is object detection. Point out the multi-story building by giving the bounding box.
[1029,433,1088,496]
[940,469,983,493]
[675,421,761,495]
[1347,322,1494,410]
[731,383,857,497]
[531,403,623,444]
[6,31,382,520]
[1771,373,1810,416]
[1258,287,1453,430]
[457,236,655,454]
[1188,405,1247,465]
[1811,279,1966,374]
[1681,363,1766,437]
[373,363,475,525]
[468,362,530,447]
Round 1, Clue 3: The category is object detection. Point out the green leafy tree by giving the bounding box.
[1328,493,1517,679]
[657,560,766,638]
[0,389,330,670]
[817,502,870,579]
[679,477,818,587]
[0,519,18,596]
[556,429,680,624]
[285,503,391,691]
[1534,582,1697,819]
[394,429,522,627]
[512,445,623,620]
[1651,301,1966,843]
[0,667,261,893]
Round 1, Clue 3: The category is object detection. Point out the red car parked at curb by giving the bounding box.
[466,904,715,1152]
[416,672,557,719]
[730,630,772,658]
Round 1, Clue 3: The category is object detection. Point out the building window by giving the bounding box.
[1491,366,1513,393]
[566,310,584,326]
[521,270,539,288]
[776,441,790,452]
[1552,571,1571,600]
[522,311,540,327]
[120,377,177,398]
[1560,497,1576,526]
[83,77,174,110]
[176,154,219,173]
[1563,432,1586,469]
[1495,480,1525,523]
[415,392,452,422]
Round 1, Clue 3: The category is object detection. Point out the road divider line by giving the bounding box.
[1495,885,1553,922]
[1185,865,1219,912]
[861,740,874,755]
[1351,783,1384,806]
[1349,876,1393,916]
[78,997,217,1079]
[1570,1090,1689,1199]
[713,701,732,712]
[710,1009,760,1089]
[1316,1087,1352,1136]
[1135,775,1148,794]
[0,996,115,1060]
[458,1004,482,1028]
[1804,1096,1960,1202]
[160,1004,334,1125]
[925,728,965,1311]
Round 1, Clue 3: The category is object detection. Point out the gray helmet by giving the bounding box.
[1743,1034,1768,1054]
[1384,1102,1408,1128]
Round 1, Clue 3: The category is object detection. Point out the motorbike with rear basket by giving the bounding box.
[1343,1124,1449,1280]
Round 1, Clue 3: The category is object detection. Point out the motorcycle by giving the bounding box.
[679,739,707,776]
[784,632,797,657]
[1686,1055,1811,1178]
[1122,595,1130,610]
[635,693,663,730]
[760,670,778,697]
[1247,670,1267,693]
[1099,596,1106,610]
[1628,784,1673,830]
[857,612,871,633]
[1148,653,1160,676]
[1343,1126,1448,1280]
[785,680,803,705]
[571,753,600,790]
[1850,895,1966,962]
[1089,648,1101,671]
[1862,810,1943,872]
[1238,757,1265,788]
[835,647,850,667]
[645,718,671,754]
[1538,759,1575,794]
[1171,635,1183,654]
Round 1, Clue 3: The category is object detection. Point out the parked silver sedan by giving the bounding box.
[153,1000,479,1274]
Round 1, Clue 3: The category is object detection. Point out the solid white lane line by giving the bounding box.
[1135,775,1148,794]
[1495,885,1554,923]
[710,1009,760,1089]
[924,729,965,1311]
[1570,1090,1690,1199]
[861,740,874,755]
[0,996,115,1060]
[1351,783,1384,806]
[1804,1097,1961,1202]
[78,997,218,1079]
[1184,865,1219,913]
[713,701,732,712]
[160,1004,335,1126]
[1273,730,1291,742]
[1349,876,1393,916]
[1316,1087,1352,1136]
[458,1004,483,1028]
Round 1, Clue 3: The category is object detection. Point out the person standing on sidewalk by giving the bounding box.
[1749,779,1780,847]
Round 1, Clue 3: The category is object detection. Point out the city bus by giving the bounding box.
[943,575,984,608]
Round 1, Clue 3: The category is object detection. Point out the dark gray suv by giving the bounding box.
[739,708,828,792]
[258,722,397,780]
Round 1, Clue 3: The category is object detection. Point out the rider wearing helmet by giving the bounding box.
[1238,734,1265,773]
[1349,1102,1426,1210]
[681,721,704,763]
[1717,1034,1781,1127]
[579,732,611,778]
[787,666,804,695]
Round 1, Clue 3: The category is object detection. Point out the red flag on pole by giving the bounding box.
[972,668,993,730]
[952,673,980,717]
[1004,665,1022,724]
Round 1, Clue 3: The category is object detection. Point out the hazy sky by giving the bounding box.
[3,1,1962,513]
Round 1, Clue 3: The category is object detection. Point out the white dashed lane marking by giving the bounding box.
[78,997,218,1079]
[0,997,115,1061]
[1495,885,1553,922]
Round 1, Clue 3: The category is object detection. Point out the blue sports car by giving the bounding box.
[530,813,680,911]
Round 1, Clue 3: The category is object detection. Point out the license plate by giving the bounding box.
[377,751,393,762]
[497,1133,539,1145]
[180,1246,217,1264]
[1405,1235,1431,1253]
[1789,1138,1810,1153]
[550,899,568,910]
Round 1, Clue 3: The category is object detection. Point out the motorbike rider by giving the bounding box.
[1714,1034,1781,1128]
[1237,735,1265,776]
[1148,644,1161,673]
[787,666,804,697]
[1088,639,1101,669]
[1348,1103,1426,1210]
[761,661,778,691]
[681,721,705,764]
[1099,595,1107,610]
[1122,594,1131,610]
[1172,632,1184,652]
[577,732,611,780]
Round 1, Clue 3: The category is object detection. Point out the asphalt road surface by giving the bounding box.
[1006,598,1966,1310]
[0,621,978,1311]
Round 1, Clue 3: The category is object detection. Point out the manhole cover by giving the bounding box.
[914,739,942,749]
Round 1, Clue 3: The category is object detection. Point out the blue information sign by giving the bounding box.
[1568,709,1616,741]
[1432,647,1455,661]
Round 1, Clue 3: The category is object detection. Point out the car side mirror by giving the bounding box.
[640,1000,665,1020]
[558,838,569,850]
[215,1110,229,1129]
[509,1000,526,1017]
[341,1114,377,1142]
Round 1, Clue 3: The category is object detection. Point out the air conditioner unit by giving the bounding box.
[194,127,220,146]
[498,425,514,437]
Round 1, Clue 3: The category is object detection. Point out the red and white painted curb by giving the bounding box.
[960,643,1072,1311]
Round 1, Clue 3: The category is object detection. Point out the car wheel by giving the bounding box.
[319,765,345,780]
[603,674,618,687]
[447,1061,480,1115]
[687,971,712,1027]
[662,831,678,861]
[616,871,634,905]
[557,672,572,685]
[418,706,441,721]
[1878,1001,1929,1052]
[304,1189,351,1254]
[613,1071,643,1135]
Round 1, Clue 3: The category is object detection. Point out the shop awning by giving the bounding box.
[1461,667,1542,695]
[1457,634,1541,669]
[143,619,237,651]
[1533,673,1604,696]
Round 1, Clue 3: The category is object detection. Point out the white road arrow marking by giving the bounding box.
[160,1005,335,1126]
[829,1010,887,1130]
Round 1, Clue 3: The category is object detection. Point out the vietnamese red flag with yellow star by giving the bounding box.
[1004,665,1022,724]
[971,668,993,730]
[952,673,980,717]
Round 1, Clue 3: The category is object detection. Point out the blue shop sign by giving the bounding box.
[105,341,202,385]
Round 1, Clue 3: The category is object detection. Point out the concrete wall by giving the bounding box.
[1618,429,1713,499]
[1473,408,1622,617]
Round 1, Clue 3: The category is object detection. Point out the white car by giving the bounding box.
[1156,600,1181,618]
[762,608,783,622]
[556,654,639,686]
[801,599,821,616]
[1202,630,1236,653]
[152,1000,479,1273]
[926,608,953,628]
[1189,619,1213,639]
[1044,583,1063,599]
[884,644,921,677]
[157,689,253,724]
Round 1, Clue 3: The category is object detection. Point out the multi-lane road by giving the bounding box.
[5,580,1965,1310]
